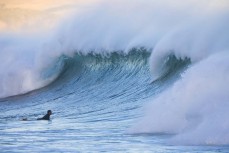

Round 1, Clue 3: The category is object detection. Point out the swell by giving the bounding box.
[43,48,191,93]
[0,48,190,103]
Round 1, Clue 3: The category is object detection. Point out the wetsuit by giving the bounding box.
[37,114,50,120]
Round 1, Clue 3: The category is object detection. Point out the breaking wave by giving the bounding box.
[0,0,229,146]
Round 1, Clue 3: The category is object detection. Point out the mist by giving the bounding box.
[130,51,229,145]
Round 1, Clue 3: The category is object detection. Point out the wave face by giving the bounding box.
[1,0,229,151]
[37,49,158,104]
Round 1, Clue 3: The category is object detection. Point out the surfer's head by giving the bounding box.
[47,110,52,115]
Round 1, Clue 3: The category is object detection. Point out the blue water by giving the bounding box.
[0,51,228,152]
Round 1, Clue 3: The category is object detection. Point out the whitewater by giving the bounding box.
[1,0,229,152]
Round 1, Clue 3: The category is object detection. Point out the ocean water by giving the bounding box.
[1,0,229,152]
[0,50,228,152]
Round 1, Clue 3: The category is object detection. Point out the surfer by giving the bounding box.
[37,110,52,120]
[21,110,52,121]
